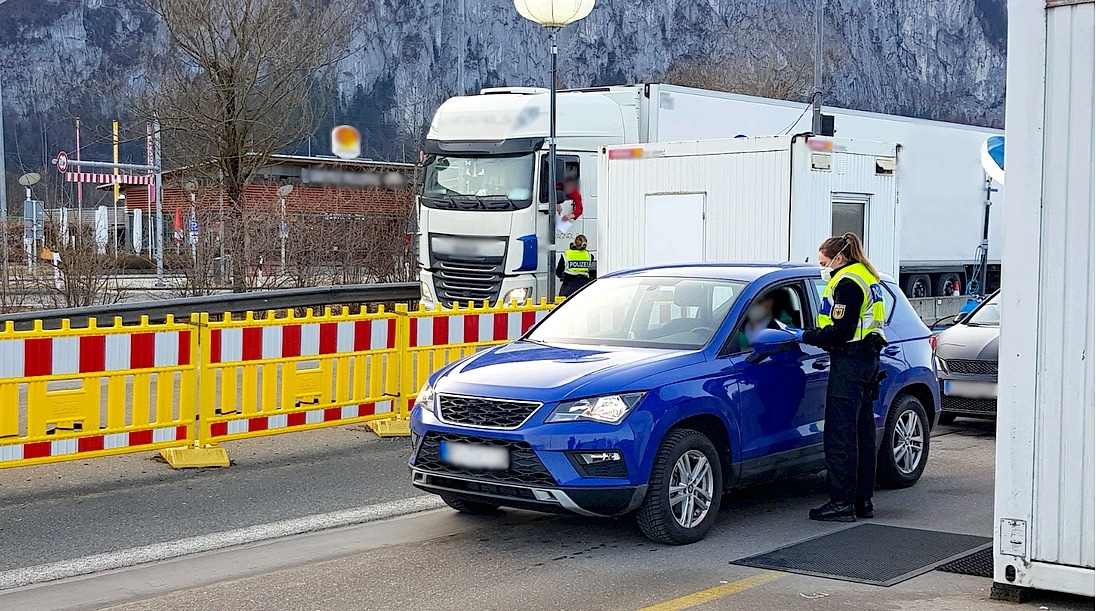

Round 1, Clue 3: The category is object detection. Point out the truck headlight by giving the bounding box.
[421,281,435,304]
[414,383,436,414]
[503,286,533,305]
[546,393,646,424]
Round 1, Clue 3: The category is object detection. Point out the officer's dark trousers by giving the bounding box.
[559,274,590,298]
[824,343,880,504]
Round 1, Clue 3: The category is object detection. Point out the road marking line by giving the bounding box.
[0,495,444,591]
[640,571,784,611]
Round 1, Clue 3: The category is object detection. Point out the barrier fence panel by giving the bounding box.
[398,300,556,419]
[0,316,198,468]
[2,300,560,469]
[197,307,404,445]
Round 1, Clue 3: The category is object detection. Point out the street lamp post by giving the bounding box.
[514,0,595,302]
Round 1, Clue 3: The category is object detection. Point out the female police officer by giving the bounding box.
[790,232,887,522]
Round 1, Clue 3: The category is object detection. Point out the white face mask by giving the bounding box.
[820,266,834,282]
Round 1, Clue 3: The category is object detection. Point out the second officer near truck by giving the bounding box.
[555,234,596,298]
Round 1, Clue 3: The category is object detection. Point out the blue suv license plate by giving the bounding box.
[439,441,510,470]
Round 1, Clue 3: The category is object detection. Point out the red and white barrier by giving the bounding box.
[208,402,393,439]
[0,425,189,464]
[0,331,192,379]
[209,319,395,363]
[409,310,548,348]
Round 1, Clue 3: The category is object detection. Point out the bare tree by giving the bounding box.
[138,0,356,290]
[34,219,128,309]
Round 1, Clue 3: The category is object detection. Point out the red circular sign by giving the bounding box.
[56,151,69,173]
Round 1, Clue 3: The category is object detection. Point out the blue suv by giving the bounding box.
[409,264,939,544]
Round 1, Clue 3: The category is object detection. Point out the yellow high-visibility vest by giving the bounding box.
[817,262,887,342]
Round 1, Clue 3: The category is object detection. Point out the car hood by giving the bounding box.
[433,340,700,402]
[935,324,1000,361]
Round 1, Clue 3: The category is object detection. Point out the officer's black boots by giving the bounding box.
[809,500,857,522]
[855,498,874,519]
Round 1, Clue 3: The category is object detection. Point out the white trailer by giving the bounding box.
[993,0,1094,600]
[597,135,899,276]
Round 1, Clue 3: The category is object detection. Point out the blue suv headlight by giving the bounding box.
[414,383,436,414]
[545,393,646,425]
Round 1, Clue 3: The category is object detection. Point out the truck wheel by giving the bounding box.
[877,395,930,488]
[636,429,723,545]
[934,273,962,297]
[440,494,500,514]
[903,274,931,299]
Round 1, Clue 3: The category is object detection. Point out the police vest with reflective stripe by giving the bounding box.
[817,262,887,342]
[565,249,592,276]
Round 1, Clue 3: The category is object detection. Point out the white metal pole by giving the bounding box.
[153,120,164,287]
[280,197,286,275]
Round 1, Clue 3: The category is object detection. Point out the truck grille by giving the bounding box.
[438,394,541,429]
[432,254,505,305]
[944,359,998,376]
[942,396,997,415]
[414,432,557,487]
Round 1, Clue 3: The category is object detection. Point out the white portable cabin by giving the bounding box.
[993,0,1095,599]
[597,135,900,275]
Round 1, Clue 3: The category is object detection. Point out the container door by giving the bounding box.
[644,193,705,266]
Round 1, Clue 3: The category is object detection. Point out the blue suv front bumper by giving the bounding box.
[409,404,651,517]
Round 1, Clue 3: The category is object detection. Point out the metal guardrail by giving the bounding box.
[0,283,420,330]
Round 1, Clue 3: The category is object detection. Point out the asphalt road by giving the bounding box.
[0,420,1090,611]
[0,424,419,572]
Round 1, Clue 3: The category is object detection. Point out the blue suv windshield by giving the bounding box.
[528,276,747,349]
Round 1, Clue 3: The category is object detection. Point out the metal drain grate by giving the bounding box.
[732,524,990,586]
[936,545,993,578]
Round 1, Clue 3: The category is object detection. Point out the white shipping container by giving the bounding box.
[597,135,899,276]
[994,0,1095,599]
[642,84,1004,271]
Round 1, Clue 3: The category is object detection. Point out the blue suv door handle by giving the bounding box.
[883,346,902,356]
[812,358,830,370]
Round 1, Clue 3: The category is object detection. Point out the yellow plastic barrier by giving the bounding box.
[397,300,556,418]
[194,307,404,448]
[0,316,198,468]
[1,299,559,469]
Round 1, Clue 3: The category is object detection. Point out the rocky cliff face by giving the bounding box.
[1,0,1005,170]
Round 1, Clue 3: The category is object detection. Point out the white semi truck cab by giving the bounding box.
[418,87,641,308]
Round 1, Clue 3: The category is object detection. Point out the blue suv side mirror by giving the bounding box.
[746,328,801,364]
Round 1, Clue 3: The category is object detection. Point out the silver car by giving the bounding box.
[933,291,1000,423]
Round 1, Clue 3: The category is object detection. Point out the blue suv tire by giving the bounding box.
[637,429,724,545]
[877,394,930,488]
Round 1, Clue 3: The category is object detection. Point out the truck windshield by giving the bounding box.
[527,276,747,350]
[422,155,534,210]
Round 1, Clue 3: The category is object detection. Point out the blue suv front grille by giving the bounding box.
[438,394,541,429]
[414,432,557,487]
